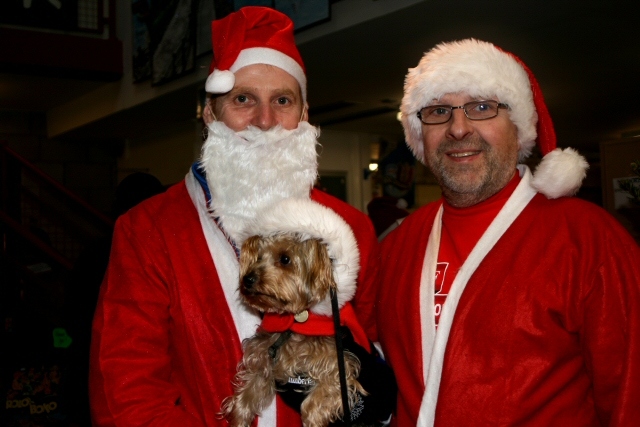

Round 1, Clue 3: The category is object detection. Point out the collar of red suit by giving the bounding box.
[260,302,371,353]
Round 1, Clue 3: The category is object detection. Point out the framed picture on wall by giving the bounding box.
[131,0,197,85]
[211,0,274,22]
[132,0,152,82]
[274,0,330,32]
[0,0,86,32]
[150,0,197,86]
[235,0,273,8]
[196,0,215,56]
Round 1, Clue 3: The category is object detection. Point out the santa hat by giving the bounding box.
[205,6,307,102]
[401,38,588,199]
[238,198,360,316]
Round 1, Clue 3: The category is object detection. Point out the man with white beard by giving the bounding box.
[89,7,383,427]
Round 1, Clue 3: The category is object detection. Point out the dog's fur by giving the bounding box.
[221,234,365,427]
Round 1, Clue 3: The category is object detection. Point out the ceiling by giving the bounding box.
[300,0,640,154]
[2,1,639,156]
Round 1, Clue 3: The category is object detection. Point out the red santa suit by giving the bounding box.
[89,170,379,427]
[377,166,640,426]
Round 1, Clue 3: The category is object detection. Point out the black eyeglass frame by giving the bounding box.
[416,100,510,125]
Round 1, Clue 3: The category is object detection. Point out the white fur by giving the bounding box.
[205,69,235,94]
[199,121,319,244]
[206,47,307,102]
[401,38,537,164]
[240,198,360,316]
[231,48,307,103]
[531,148,589,198]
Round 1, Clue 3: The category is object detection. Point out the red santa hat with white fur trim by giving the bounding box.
[237,198,360,316]
[206,6,307,102]
[401,38,588,198]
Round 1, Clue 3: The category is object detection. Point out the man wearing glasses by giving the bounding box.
[376,38,640,426]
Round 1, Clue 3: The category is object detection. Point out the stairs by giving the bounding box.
[1,142,114,427]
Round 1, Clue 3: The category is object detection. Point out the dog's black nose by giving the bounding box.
[242,272,258,289]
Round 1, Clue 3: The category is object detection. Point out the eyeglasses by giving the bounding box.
[416,100,509,125]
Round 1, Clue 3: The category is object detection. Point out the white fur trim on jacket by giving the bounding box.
[239,198,360,316]
[401,38,537,163]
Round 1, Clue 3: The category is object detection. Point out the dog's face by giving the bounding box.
[239,234,336,314]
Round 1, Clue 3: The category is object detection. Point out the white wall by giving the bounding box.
[317,129,379,212]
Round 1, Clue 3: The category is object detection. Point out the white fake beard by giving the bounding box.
[199,121,319,243]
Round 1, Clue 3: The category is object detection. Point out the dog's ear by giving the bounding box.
[239,235,262,275]
[303,238,336,302]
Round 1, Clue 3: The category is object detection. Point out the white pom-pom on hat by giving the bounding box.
[205,69,235,94]
[531,148,589,199]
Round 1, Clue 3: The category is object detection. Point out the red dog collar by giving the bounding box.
[260,302,371,353]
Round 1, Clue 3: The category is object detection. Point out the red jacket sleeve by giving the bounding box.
[578,220,640,426]
[90,213,205,427]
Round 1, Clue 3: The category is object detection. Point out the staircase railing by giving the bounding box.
[0,142,114,274]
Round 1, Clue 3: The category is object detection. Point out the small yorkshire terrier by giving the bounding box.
[221,199,366,427]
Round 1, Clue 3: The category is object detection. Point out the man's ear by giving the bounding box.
[300,102,309,122]
[203,97,216,125]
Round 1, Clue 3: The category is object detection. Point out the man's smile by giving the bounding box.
[447,150,481,158]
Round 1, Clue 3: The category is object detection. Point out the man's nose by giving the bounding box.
[252,103,277,130]
[446,109,474,140]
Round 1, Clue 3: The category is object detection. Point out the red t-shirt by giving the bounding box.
[435,172,520,326]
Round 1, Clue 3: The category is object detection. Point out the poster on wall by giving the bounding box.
[132,0,197,85]
[0,0,80,32]
[234,0,273,8]
[209,0,336,23]
[132,0,152,82]
[274,0,330,32]
[135,0,330,84]
[209,0,274,22]
[196,0,215,56]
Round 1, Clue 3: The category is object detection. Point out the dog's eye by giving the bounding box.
[279,254,291,265]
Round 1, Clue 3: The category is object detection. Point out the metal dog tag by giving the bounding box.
[294,310,309,323]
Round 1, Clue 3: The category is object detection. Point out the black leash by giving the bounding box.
[268,330,293,360]
[331,288,352,426]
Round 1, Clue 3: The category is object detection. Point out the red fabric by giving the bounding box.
[495,45,557,155]
[261,302,371,352]
[210,7,304,73]
[378,193,640,426]
[435,173,519,326]
[89,182,379,427]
